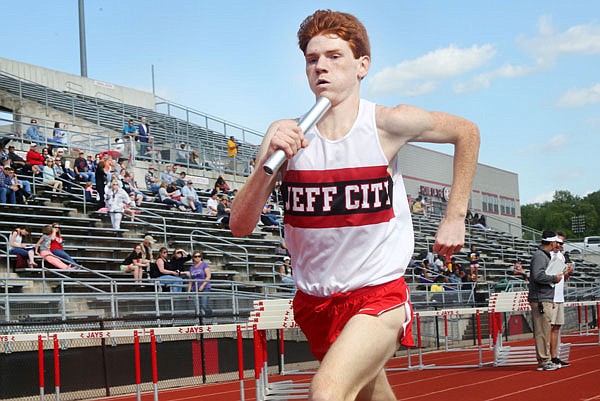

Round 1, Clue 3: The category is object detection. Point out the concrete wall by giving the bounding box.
[0,57,155,110]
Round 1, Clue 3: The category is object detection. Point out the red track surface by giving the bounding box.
[91,333,600,401]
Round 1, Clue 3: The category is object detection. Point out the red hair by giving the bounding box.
[298,10,370,59]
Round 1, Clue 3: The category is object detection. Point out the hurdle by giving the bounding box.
[562,301,600,347]
[249,298,310,401]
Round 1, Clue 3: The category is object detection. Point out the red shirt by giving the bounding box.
[26,149,45,166]
[50,234,64,251]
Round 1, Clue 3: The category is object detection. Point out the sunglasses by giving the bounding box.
[193,255,201,258]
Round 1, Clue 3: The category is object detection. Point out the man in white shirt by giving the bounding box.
[181,180,202,213]
[206,189,219,216]
[549,231,574,367]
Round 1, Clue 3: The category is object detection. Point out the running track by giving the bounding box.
[91,333,600,401]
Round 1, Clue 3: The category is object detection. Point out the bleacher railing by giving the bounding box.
[189,229,249,277]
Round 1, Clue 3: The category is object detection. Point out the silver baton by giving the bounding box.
[263,97,331,175]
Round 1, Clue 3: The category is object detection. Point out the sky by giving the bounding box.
[2,1,599,205]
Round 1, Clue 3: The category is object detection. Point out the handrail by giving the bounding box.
[130,209,168,245]
[189,229,249,277]
[0,234,10,277]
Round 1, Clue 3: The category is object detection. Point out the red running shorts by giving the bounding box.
[293,277,414,361]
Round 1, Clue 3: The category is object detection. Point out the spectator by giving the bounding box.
[26,143,45,168]
[189,150,201,167]
[430,275,446,294]
[468,245,481,275]
[25,119,45,145]
[113,137,126,160]
[206,189,219,216]
[139,235,156,264]
[7,145,40,175]
[49,223,77,265]
[528,231,563,371]
[472,213,489,230]
[72,151,93,183]
[95,160,108,209]
[248,158,256,175]
[215,175,231,193]
[260,203,281,227]
[216,195,231,228]
[144,165,161,194]
[35,225,72,270]
[3,164,33,203]
[149,247,184,292]
[53,157,76,191]
[0,164,16,204]
[105,180,133,230]
[84,181,99,203]
[160,164,176,186]
[122,119,137,138]
[175,171,187,188]
[169,248,192,275]
[550,233,574,368]
[42,158,63,192]
[122,172,150,205]
[181,180,203,213]
[52,122,68,149]
[137,117,151,157]
[88,154,98,172]
[157,181,186,211]
[227,135,238,172]
[188,251,212,315]
[176,143,189,165]
[120,245,148,283]
[513,259,528,281]
[275,238,290,256]
[279,256,294,286]
[9,226,37,268]
[411,195,425,214]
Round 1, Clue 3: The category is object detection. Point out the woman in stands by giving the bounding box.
[34,225,72,270]
[49,223,77,265]
[95,160,107,208]
[157,181,186,211]
[149,247,185,292]
[42,158,63,192]
[8,226,38,268]
[188,251,212,315]
[214,175,230,193]
[120,245,148,283]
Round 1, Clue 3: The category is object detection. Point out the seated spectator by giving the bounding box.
[188,252,212,315]
[279,256,294,285]
[175,143,189,165]
[160,164,176,186]
[7,145,40,175]
[26,143,45,168]
[49,223,77,265]
[122,172,150,206]
[3,164,33,203]
[42,158,63,192]
[419,259,432,283]
[41,146,51,159]
[149,247,185,292]
[145,165,161,194]
[216,194,231,228]
[189,150,201,167]
[181,180,203,213]
[430,275,446,293]
[25,119,46,145]
[120,245,148,283]
[52,122,68,150]
[53,157,76,191]
[158,181,186,211]
[0,164,17,204]
[468,245,481,275]
[86,154,97,173]
[9,227,37,268]
[260,203,281,227]
[275,238,290,256]
[175,171,187,188]
[513,259,528,281]
[215,175,230,193]
[169,248,192,275]
[206,189,219,216]
[72,151,95,183]
[139,235,156,264]
[84,181,99,203]
[473,213,489,230]
[411,195,425,214]
[35,225,72,270]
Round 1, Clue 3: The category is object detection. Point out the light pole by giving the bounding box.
[78,0,88,77]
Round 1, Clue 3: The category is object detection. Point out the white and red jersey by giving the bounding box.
[283,99,414,296]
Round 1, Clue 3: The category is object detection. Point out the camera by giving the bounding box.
[538,303,544,314]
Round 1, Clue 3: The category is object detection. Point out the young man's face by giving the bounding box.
[304,34,369,101]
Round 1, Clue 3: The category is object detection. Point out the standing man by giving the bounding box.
[137,117,151,158]
[227,135,238,172]
[230,10,480,401]
[528,231,564,371]
[550,231,574,367]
